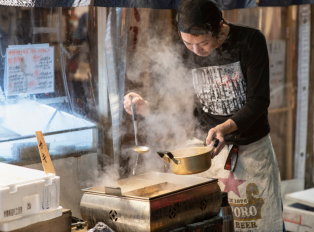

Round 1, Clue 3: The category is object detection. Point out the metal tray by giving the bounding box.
[82,172,218,200]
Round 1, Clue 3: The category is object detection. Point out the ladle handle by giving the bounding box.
[129,95,137,121]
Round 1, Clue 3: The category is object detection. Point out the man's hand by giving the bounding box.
[123,92,150,116]
[205,119,238,158]
[206,127,225,158]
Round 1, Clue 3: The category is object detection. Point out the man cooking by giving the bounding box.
[124,0,285,231]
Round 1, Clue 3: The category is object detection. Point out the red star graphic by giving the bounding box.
[218,172,246,197]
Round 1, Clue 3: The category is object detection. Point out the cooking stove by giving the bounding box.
[80,172,222,232]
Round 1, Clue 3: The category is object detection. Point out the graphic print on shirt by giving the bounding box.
[192,61,247,116]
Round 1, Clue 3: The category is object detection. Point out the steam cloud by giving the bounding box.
[96,8,203,187]
[124,9,197,177]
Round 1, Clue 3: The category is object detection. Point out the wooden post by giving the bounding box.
[285,6,297,180]
[305,4,314,189]
[233,9,238,23]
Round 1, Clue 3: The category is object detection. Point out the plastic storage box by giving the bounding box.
[283,188,314,232]
[283,203,314,232]
[0,163,61,231]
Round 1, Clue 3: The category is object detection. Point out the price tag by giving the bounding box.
[35,131,56,175]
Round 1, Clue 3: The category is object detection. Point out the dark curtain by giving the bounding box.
[0,0,90,7]
[93,0,256,10]
[259,0,314,6]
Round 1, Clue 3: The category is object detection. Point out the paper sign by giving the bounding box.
[4,44,54,96]
[267,40,286,109]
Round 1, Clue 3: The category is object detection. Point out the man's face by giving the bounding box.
[181,32,218,57]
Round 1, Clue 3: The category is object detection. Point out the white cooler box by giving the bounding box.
[0,163,62,231]
[283,188,314,232]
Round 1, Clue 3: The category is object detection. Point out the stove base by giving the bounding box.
[81,185,221,232]
[81,173,222,232]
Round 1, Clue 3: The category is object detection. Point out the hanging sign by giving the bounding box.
[4,44,54,96]
[267,40,286,109]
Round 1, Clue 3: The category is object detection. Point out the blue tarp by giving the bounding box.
[259,0,314,6]
[93,0,256,10]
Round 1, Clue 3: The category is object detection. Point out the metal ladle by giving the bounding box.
[132,146,150,154]
[129,96,150,175]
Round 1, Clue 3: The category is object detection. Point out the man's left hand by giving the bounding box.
[205,119,238,158]
[206,127,225,158]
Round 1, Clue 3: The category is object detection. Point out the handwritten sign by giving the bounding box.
[35,131,56,175]
[5,45,54,96]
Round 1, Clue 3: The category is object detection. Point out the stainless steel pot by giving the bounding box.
[157,146,215,175]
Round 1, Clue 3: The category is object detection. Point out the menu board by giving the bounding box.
[4,44,54,96]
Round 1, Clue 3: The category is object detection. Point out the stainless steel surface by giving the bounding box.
[80,172,222,232]
[123,182,186,198]
[105,187,122,196]
[158,147,213,175]
[83,172,217,198]
[219,206,235,232]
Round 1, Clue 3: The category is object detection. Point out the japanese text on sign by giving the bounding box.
[5,45,55,96]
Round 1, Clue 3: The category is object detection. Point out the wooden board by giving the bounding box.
[35,131,56,175]
[1,209,72,232]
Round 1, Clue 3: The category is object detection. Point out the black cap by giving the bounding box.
[177,0,222,34]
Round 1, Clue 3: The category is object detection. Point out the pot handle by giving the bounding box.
[203,138,220,147]
[157,151,174,164]
[213,138,219,147]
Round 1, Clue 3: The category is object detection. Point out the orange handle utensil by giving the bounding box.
[35,131,56,175]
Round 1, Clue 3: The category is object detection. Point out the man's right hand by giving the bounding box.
[124,92,150,116]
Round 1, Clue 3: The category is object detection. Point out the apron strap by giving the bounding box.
[224,144,239,172]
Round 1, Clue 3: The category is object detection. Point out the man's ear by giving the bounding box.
[219,20,224,29]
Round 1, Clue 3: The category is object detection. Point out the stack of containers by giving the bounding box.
[0,163,61,231]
